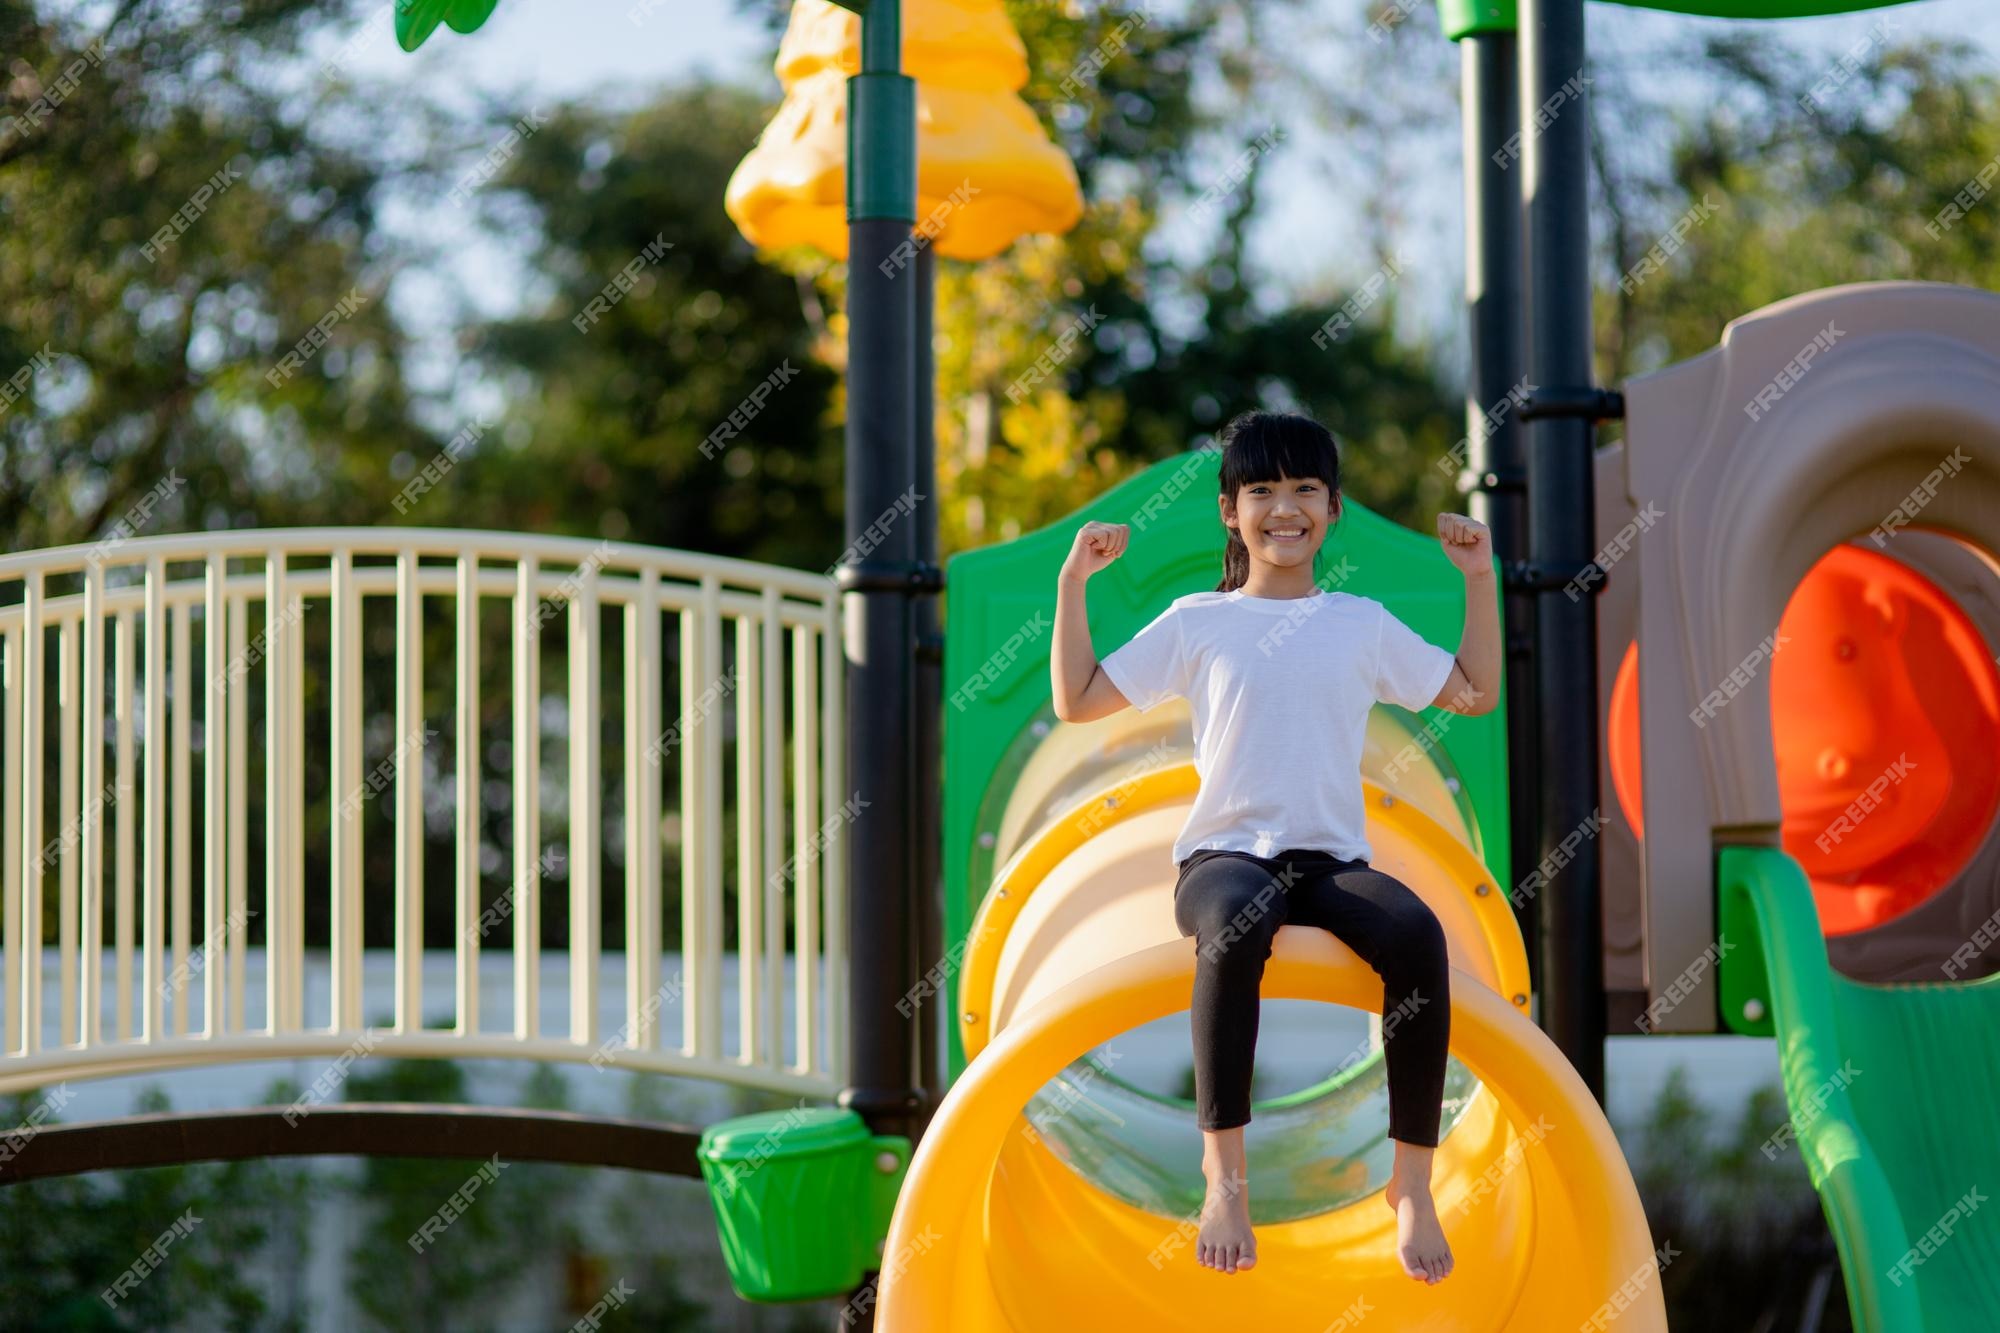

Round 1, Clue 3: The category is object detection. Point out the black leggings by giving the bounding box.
[1173,847,1451,1146]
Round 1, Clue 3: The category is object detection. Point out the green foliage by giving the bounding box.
[1598,28,2000,381]
[1619,1068,1853,1331]
[0,1083,313,1332]
[340,1059,590,1330]
[456,86,843,571]
[0,0,444,548]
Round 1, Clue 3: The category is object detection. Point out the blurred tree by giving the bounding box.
[0,1083,313,1332]
[1621,1068,1853,1331]
[449,86,843,573]
[1589,28,1999,384]
[341,1056,593,1331]
[0,0,449,551]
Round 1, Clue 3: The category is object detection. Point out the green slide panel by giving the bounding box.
[1721,846,2000,1331]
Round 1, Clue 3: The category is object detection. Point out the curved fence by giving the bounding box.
[0,529,847,1099]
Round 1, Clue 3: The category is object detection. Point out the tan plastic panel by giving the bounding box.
[1621,280,2000,1028]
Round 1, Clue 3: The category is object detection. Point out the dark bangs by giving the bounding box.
[1217,411,1342,496]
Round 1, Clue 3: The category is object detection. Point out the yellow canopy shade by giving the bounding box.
[726,0,1084,262]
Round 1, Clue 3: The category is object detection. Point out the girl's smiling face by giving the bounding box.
[1222,474,1337,573]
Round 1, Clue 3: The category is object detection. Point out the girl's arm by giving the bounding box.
[1052,520,1135,723]
[1430,513,1501,716]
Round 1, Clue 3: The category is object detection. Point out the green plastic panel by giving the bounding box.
[1717,855,1777,1037]
[940,449,1510,1084]
[1723,846,2000,1331]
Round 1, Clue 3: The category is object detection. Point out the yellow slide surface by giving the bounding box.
[877,759,1667,1331]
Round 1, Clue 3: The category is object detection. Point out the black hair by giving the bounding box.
[1213,410,1343,593]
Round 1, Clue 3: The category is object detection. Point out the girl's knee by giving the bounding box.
[1388,899,1449,978]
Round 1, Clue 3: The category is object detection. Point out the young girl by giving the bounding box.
[1050,410,1499,1286]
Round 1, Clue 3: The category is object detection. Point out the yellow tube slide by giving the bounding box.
[877,756,1666,1331]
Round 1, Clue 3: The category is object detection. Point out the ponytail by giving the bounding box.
[1217,526,1251,593]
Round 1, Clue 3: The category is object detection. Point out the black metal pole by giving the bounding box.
[838,216,924,1144]
[1520,0,1606,1100]
[1459,29,1539,981]
[835,0,924,1154]
[832,8,920,1326]
[911,244,944,1140]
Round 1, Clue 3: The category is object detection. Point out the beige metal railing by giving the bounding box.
[0,529,846,1098]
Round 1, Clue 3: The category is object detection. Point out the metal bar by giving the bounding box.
[624,572,661,1051]
[82,564,107,1048]
[0,1104,711,1186]
[698,578,724,1060]
[1,628,17,1056]
[169,601,191,1036]
[2,564,833,641]
[0,528,834,601]
[760,588,784,1071]
[20,579,44,1054]
[57,618,77,1047]
[142,559,164,1045]
[735,612,761,1063]
[13,594,39,1057]
[456,554,480,1035]
[330,552,362,1032]
[225,599,247,1036]
[1462,27,1540,975]
[202,556,225,1040]
[679,605,699,1057]
[838,174,921,1143]
[912,242,942,1122]
[512,559,541,1041]
[395,549,424,1033]
[285,582,304,1030]
[263,554,286,1036]
[115,611,136,1042]
[791,626,820,1077]
[1520,0,1606,1100]
[568,562,600,1048]
[260,577,288,1034]
[822,606,846,1084]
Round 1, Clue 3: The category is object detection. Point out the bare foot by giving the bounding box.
[1197,1164,1257,1273]
[1196,1127,1257,1274]
[1385,1140,1453,1285]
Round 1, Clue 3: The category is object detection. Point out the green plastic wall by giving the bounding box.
[939,449,1511,1084]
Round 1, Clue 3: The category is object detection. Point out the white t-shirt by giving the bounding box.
[1098,587,1456,866]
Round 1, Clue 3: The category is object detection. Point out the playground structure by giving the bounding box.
[1,0,1997,1330]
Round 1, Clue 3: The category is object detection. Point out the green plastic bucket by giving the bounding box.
[697,1107,911,1302]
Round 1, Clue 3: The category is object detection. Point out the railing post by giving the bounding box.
[202,554,226,1039]
[394,548,423,1034]
[513,558,542,1042]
